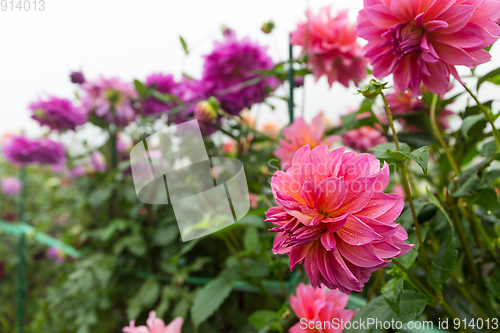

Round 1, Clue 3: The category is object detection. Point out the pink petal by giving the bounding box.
[413,0,437,15]
[336,215,383,245]
[356,192,400,219]
[425,0,457,20]
[365,4,400,28]
[433,41,476,66]
[375,193,404,223]
[390,0,414,20]
[437,5,475,34]
[336,238,385,267]
[316,177,346,212]
[372,240,402,258]
[334,176,376,215]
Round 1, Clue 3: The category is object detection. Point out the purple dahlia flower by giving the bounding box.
[2,135,65,165]
[142,73,180,116]
[201,34,279,115]
[29,96,86,132]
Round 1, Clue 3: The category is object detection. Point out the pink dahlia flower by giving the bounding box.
[342,126,387,152]
[385,89,453,131]
[1,177,22,196]
[358,0,500,95]
[266,145,413,294]
[289,283,356,333]
[2,136,65,165]
[29,96,86,132]
[275,115,337,169]
[69,165,86,179]
[202,33,279,115]
[143,73,180,116]
[291,7,368,87]
[123,311,183,333]
[81,76,137,128]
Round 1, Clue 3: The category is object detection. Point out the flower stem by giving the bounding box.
[429,94,460,175]
[381,92,434,288]
[462,83,500,151]
[218,108,277,143]
[392,260,438,304]
[367,267,384,302]
[450,208,496,317]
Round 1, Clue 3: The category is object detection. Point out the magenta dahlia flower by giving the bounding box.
[1,177,22,196]
[266,145,413,294]
[2,136,65,165]
[291,7,368,87]
[29,96,86,132]
[385,89,453,131]
[289,283,356,333]
[91,151,106,172]
[47,247,65,264]
[123,311,183,333]
[358,0,500,95]
[201,34,279,115]
[275,115,337,169]
[81,76,137,128]
[143,73,180,116]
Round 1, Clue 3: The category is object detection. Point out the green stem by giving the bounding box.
[218,109,277,143]
[17,166,26,333]
[381,92,435,287]
[429,94,460,175]
[451,276,489,320]
[462,83,500,151]
[288,37,294,123]
[392,260,439,304]
[450,208,496,317]
[367,267,384,302]
[467,206,497,259]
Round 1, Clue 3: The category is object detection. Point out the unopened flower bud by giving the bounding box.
[261,21,275,34]
[70,71,85,85]
[357,80,388,99]
[194,100,217,123]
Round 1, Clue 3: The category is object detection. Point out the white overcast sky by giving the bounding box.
[1,0,499,140]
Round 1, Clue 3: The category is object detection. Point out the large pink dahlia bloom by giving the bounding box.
[358,0,500,95]
[289,283,356,333]
[266,145,413,294]
[123,311,183,333]
[275,115,337,169]
[291,7,368,87]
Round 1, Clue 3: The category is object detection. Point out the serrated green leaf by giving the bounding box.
[407,147,429,174]
[191,269,238,327]
[430,233,457,291]
[381,276,404,315]
[179,36,189,54]
[426,189,454,231]
[461,114,485,139]
[249,310,277,329]
[481,140,498,158]
[344,291,427,333]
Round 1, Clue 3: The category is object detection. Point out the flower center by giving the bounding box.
[383,22,424,57]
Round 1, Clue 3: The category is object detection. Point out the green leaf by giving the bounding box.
[126,279,161,320]
[381,276,404,315]
[407,147,429,175]
[88,184,115,207]
[134,79,149,98]
[344,291,427,333]
[396,227,429,268]
[477,67,500,90]
[461,114,485,139]
[249,310,277,329]
[430,233,457,291]
[243,227,259,252]
[481,140,498,158]
[426,189,454,231]
[153,225,180,246]
[370,142,410,161]
[191,269,239,327]
[179,36,189,54]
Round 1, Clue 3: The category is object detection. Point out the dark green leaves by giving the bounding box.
[371,143,429,174]
[344,291,427,333]
[461,114,485,139]
[134,79,148,98]
[426,189,454,231]
[190,269,239,327]
[381,276,404,315]
[430,233,457,291]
